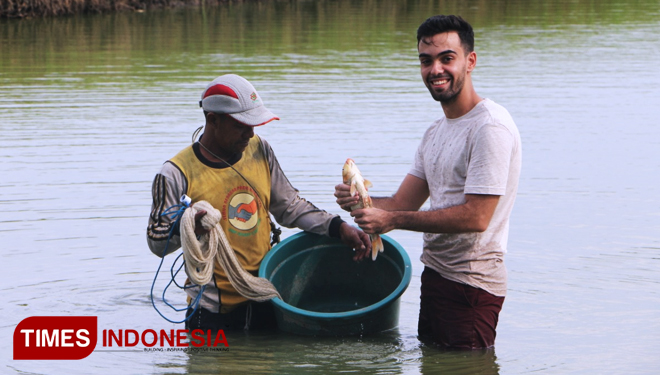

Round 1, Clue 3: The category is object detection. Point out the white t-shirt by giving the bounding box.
[409,99,522,296]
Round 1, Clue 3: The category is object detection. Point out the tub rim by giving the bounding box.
[258,231,412,321]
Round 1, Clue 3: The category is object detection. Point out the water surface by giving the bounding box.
[1,0,659,373]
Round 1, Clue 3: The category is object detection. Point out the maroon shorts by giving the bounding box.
[418,267,505,349]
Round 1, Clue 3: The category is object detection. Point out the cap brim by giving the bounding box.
[228,106,279,127]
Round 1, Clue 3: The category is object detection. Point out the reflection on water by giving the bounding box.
[1,0,660,374]
[180,330,500,375]
[419,346,500,375]
[185,331,418,374]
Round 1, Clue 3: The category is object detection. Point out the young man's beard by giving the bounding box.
[429,73,465,104]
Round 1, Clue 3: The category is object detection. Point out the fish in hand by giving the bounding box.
[342,158,384,260]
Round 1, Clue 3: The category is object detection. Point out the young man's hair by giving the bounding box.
[417,15,474,54]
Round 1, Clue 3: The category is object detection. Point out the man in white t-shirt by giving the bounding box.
[335,15,521,349]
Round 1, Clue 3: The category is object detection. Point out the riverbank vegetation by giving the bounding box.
[0,0,234,18]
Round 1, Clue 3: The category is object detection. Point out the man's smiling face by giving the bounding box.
[418,32,474,104]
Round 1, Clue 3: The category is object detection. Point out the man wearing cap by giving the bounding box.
[147,74,371,331]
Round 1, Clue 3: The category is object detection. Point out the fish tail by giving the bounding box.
[370,234,384,261]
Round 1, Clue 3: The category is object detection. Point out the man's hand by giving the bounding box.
[334,183,359,212]
[193,209,209,236]
[338,222,371,261]
[350,207,394,235]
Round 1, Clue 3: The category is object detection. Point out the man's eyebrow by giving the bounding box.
[418,49,458,58]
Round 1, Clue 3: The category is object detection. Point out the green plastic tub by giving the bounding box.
[259,231,412,336]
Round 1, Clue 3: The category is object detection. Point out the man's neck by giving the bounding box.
[198,135,235,162]
[441,87,482,119]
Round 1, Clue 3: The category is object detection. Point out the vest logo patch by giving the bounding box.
[226,190,259,231]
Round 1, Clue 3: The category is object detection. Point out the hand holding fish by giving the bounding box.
[334,183,360,212]
[350,207,395,235]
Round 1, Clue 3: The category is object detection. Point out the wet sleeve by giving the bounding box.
[146,162,187,257]
[261,139,343,237]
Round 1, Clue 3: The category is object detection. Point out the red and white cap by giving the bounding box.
[199,74,279,126]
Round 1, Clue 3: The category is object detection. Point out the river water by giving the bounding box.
[1,0,659,374]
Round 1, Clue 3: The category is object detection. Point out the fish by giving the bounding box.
[342,158,384,260]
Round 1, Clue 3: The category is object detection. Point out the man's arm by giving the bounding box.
[264,140,335,233]
[351,193,500,235]
[336,171,499,234]
[261,139,371,258]
[147,163,186,258]
[373,174,430,211]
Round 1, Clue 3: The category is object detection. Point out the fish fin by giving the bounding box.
[364,179,373,189]
[371,234,384,260]
[375,235,384,253]
[349,180,357,196]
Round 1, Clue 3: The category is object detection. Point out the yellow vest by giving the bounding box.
[170,136,271,312]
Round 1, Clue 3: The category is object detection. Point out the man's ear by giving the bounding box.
[206,112,220,127]
[467,51,477,73]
